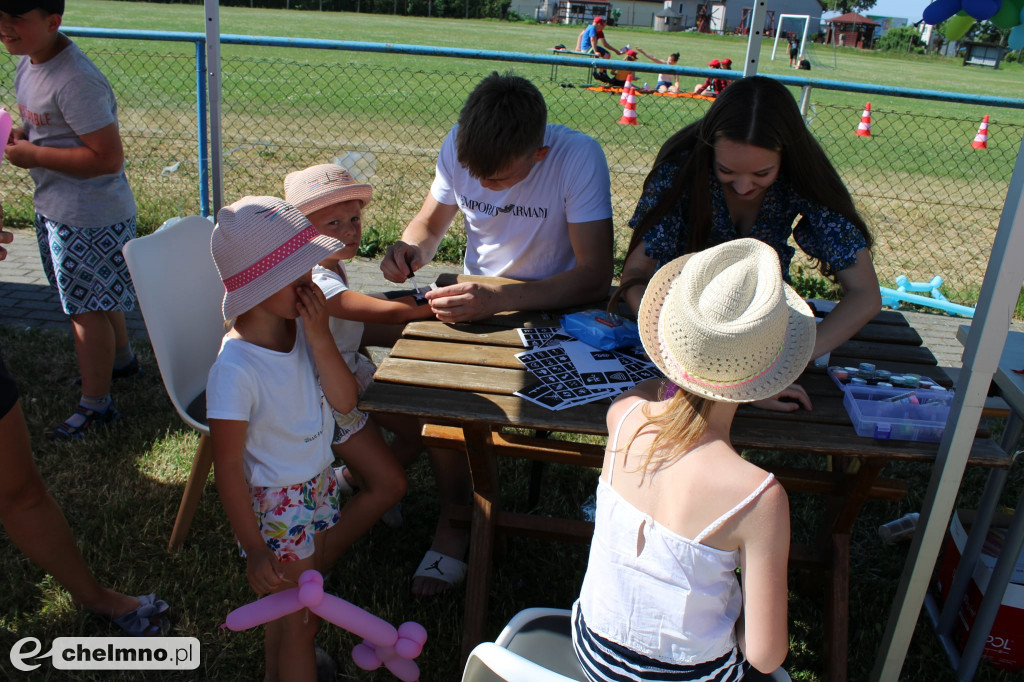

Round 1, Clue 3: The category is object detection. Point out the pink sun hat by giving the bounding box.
[211,196,344,320]
[283,163,372,217]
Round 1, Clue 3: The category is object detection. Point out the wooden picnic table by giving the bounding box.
[358,289,1011,681]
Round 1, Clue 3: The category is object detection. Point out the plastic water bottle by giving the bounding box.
[878,513,919,544]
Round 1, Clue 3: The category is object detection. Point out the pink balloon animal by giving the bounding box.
[222,570,427,681]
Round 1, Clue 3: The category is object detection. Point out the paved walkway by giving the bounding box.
[2,226,1019,369]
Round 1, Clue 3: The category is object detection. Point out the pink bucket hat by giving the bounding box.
[211,196,344,320]
[283,164,372,217]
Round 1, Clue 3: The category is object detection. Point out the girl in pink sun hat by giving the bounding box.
[572,238,811,680]
[206,195,360,680]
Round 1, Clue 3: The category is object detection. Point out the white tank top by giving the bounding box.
[575,399,775,665]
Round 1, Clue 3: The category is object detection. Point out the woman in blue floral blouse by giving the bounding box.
[621,77,881,411]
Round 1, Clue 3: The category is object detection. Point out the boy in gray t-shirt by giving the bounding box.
[2,0,140,439]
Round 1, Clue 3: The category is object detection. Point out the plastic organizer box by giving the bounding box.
[827,367,953,442]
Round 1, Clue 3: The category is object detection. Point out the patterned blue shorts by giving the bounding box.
[35,214,138,316]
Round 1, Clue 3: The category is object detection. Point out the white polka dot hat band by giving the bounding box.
[210,196,344,320]
[283,164,373,217]
[637,238,816,403]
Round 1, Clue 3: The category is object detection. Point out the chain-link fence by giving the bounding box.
[2,30,1021,306]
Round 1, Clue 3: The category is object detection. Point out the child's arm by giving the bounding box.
[4,122,124,178]
[297,283,358,414]
[325,289,435,325]
[636,47,664,63]
[737,482,791,673]
[210,418,283,594]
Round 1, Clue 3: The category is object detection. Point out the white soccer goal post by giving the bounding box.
[771,14,810,62]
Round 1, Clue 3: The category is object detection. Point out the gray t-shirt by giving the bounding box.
[14,39,136,227]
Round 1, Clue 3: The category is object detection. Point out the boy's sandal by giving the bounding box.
[48,402,120,441]
[72,356,142,386]
[111,594,171,637]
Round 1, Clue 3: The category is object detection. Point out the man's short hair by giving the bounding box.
[456,72,547,179]
[0,0,64,15]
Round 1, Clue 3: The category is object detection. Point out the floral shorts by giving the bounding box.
[331,354,376,445]
[248,466,341,562]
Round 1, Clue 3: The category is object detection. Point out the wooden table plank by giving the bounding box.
[375,357,529,394]
[731,416,1007,466]
[831,339,937,365]
[390,338,525,370]
[402,321,529,347]
[359,382,610,435]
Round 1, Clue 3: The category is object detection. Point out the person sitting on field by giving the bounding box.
[693,59,723,96]
[635,47,680,92]
[593,48,638,87]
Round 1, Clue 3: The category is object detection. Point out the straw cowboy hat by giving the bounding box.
[283,164,372,217]
[211,196,344,320]
[638,238,816,403]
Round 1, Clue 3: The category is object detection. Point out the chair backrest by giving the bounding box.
[462,608,586,682]
[462,643,579,682]
[124,216,223,434]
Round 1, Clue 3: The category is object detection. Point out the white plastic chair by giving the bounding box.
[462,607,793,682]
[462,608,586,682]
[123,216,223,550]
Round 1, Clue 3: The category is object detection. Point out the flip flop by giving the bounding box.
[111,594,171,637]
[412,550,467,588]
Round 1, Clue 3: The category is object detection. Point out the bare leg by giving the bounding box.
[263,554,320,682]
[372,413,424,467]
[71,311,115,399]
[411,446,472,597]
[105,310,130,351]
[0,401,138,618]
[324,424,407,568]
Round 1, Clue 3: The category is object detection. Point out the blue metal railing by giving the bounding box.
[60,26,1024,217]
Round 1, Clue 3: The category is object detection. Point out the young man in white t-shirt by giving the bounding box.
[381,73,614,324]
[380,73,614,596]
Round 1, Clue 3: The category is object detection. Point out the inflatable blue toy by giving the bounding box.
[880,275,976,318]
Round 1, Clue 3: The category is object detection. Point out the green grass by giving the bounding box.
[1,1,1022,306]
[2,322,1023,681]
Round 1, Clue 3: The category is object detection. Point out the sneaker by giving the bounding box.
[49,401,120,440]
[72,356,142,386]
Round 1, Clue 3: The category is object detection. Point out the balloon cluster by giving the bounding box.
[222,570,427,681]
[923,0,1024,49]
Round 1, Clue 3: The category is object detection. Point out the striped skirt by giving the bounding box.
[572,606,750,681]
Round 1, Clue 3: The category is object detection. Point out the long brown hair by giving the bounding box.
[628,76,871,281]
[622,384,716,477]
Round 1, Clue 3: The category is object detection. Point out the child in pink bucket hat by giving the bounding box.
[206,195,361,679]
[285,163,435,530]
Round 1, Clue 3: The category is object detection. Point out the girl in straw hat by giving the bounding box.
[573,238,812,681]
[206,196,360,680]
[621,76,880,413]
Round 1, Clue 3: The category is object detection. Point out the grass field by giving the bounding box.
[1,1,1024,308]
[2,4,1024,680]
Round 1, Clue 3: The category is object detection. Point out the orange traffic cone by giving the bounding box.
[618,82,638,125]
[619,74,632,105]
[972,115,989,149]
[856,102,872,137]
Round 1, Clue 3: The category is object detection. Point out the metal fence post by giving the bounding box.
[195,40,210,218]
